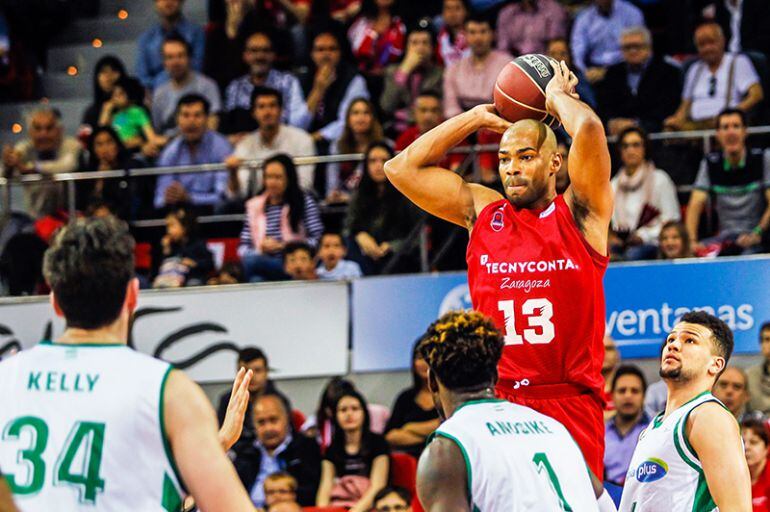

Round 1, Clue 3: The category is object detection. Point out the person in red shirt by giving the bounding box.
[742,414,770,512]
[384,59,613,477]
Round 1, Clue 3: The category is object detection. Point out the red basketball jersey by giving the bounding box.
[466,195,608,397]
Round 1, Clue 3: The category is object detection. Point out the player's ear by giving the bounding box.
[49,291,65,318]
[709,355,726,378]
[427,367,439,395]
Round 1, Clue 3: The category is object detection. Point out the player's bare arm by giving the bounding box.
[0,476,17,512]
[417,436,471,512]
[545,60,613,255]
[687,402,752,512]
[164,370,257,512]
[384,105,509,229]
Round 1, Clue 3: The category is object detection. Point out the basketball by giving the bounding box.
[494,54,559,127]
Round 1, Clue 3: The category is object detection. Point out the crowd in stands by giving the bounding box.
[2,0,770,295]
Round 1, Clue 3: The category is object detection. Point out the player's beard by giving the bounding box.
[506,174,547,209]
[659,365,690,381]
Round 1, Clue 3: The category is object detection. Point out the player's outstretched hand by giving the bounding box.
[545,60,580,116]
[218,367,253,452]
[471,104,512,134]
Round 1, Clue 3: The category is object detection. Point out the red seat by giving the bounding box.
[291,409,307,433]
[389,452,424,512]
[206,237,241,266]
[134,242,152,271]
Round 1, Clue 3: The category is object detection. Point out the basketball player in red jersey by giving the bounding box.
[384,60,612,477]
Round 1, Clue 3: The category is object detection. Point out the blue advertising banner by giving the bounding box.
[351,256,770,372]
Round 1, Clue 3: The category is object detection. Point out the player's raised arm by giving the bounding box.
[416,436,471,512]
[384,105,508,229]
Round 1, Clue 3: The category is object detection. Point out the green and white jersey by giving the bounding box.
[619,391,726,512]
[431,398,599,512]
[0,341,184,511]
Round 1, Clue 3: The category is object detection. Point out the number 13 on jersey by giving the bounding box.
[498,299,555,345]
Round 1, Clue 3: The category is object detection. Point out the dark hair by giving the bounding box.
[374,486,412,508]
[114,76,145,105]
[406,18,437,50]
[43,217,135,329]
[86,126,129,171]
[360,0,395,19]
[741,415,770,446]
[419,310,504,390]
[165,205,199,240]
[283,241,314,262]
[92,55,126,104]
[250,86,283,112]
[761,322,770,338]
[220,261,244,283]
[716,108,747,129]
[320,231,346,247]
[259,154,305,232]
[417,90,442,102]
[611,364,648,394]
[658,221,692,259]
[679,310,734,363]
[162,33,192,56]
[337,98,384,154]
[177,93,211,115]
[239,346,268,366]
[331,389,373,452]
[316,377,356,433]
[465,10,494,31]
[349,141,401,229]
[617,125,650,162]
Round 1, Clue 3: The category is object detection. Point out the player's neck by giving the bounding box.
[663,379,712,417]
[56,322,127,346]
[442,388,497,418]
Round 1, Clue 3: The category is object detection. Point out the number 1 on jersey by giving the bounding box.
[533,452,573,511]
[498,299,555,345]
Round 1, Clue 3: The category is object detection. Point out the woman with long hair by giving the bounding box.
[301,377,357,452]
[741,415,770,511]
[316,389,390,512]
[81,56,126,132]
[658,221,694,260]
[238,153,324,281]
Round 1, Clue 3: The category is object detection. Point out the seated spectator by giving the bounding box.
[395,90,460,168]
[570,0,644,83]
[283,241,318,280]
[609,126,681,261]
[664,22,763,131]
[316,389,390,512]
[443,12,510,118]
[298,30,370,147]
[658,221,694,259]
[546,37,597,108]
[300,377,357,450]
[316,232,363,280]
[373,486,412,512]
[224,31,307,135]
[0,231,48,296]
[741,414,770,511]
[604,365,650,486]
[233,394,322,508]
[153,94,232,214]
[99,77,167,154]
[596,26,682,134]
[344,142,420,275]
[380,21,443,135]
[703,0,770,60]
[327,98,386,202]
[203,0,255,91]
[151,35,222,136]
[713,366,751,421]
[436,0,469,68]
[217,347,293,451]
[263,472,301,511]
[226,86,316,197]
[2,107,81,219]
[136,0,205,89]
[384,337,440,458]
[685,109,770,255]
[555,133,570,194]
[747,322,770,414]
[152,206,214,287]
[496,0,567,56]
[238,154,324,282]
[207,261,245,285]
[602,335,620,419]
[81,56,126,133]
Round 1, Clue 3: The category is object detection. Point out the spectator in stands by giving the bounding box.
[664,22,763,131]
[226,87,316,197]
[224,31,308,134]
[234,394,322,508]
[385,337,440,458]
[316,232,363,280]
[207,261,245,285]
[203,0,255,91]
[570,0,645,84]
[283,241,318,280]
[602,335,620,418]
[658,221,694,259]
[394,90,444,150]
[380,21,443,135]
[263,472,301,510]
[298,30,370,147]
[153,94,232,214]
[301,377,357,450]
[99,77,167,155]
[686,109,770,255]
[268,502,302,512]
[546,37,597,108]
[597,26,682,134]
[81,56,126,133]
[746,322,770,414]
[373,486,412,512]
[713,366,751,420]
[555,135,570,194]
[239,154,324,282]
[740,414,770,511]
[436,0,469,68]
[316,389,390,512]
[704,0,770,57]
[496,0,567,57]
[151,35,222,136]
[348,0,406,94]
[345,142,420,275]
[2,107,81,218]
[443,12,510,118]
[604,365,650,485]
[152,205,214,287]
[609,126,681,261]
[136,0,205,89]
[327,98,385,202]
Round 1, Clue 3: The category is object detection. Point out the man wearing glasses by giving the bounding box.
[373,487,412,512]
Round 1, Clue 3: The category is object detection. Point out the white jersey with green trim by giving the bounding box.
[0,341,184,511]
[619,391,725,512]
[431,398,599,512]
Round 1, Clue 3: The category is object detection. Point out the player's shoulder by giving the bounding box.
[686,398,738,441]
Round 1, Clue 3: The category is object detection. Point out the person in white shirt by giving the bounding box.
[316,232,362,280]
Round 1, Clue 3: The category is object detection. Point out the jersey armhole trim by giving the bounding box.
[159,366,187,494]
[432,431,473,508]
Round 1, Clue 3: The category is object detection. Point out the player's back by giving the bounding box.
[0,341,184,512]
[433,398,599,511]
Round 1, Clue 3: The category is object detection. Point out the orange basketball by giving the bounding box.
[493,54,559,127]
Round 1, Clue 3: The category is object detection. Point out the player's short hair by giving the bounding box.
[679,311,734,363]
[611,364,648,394]
[419,311,504,391]
[239,346,268,366]
[264,472,297,492]
[43,217,135,329]
[373,486,412,507]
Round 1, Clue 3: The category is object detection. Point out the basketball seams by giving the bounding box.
[511,60,548,97]
[494,83,547,114]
